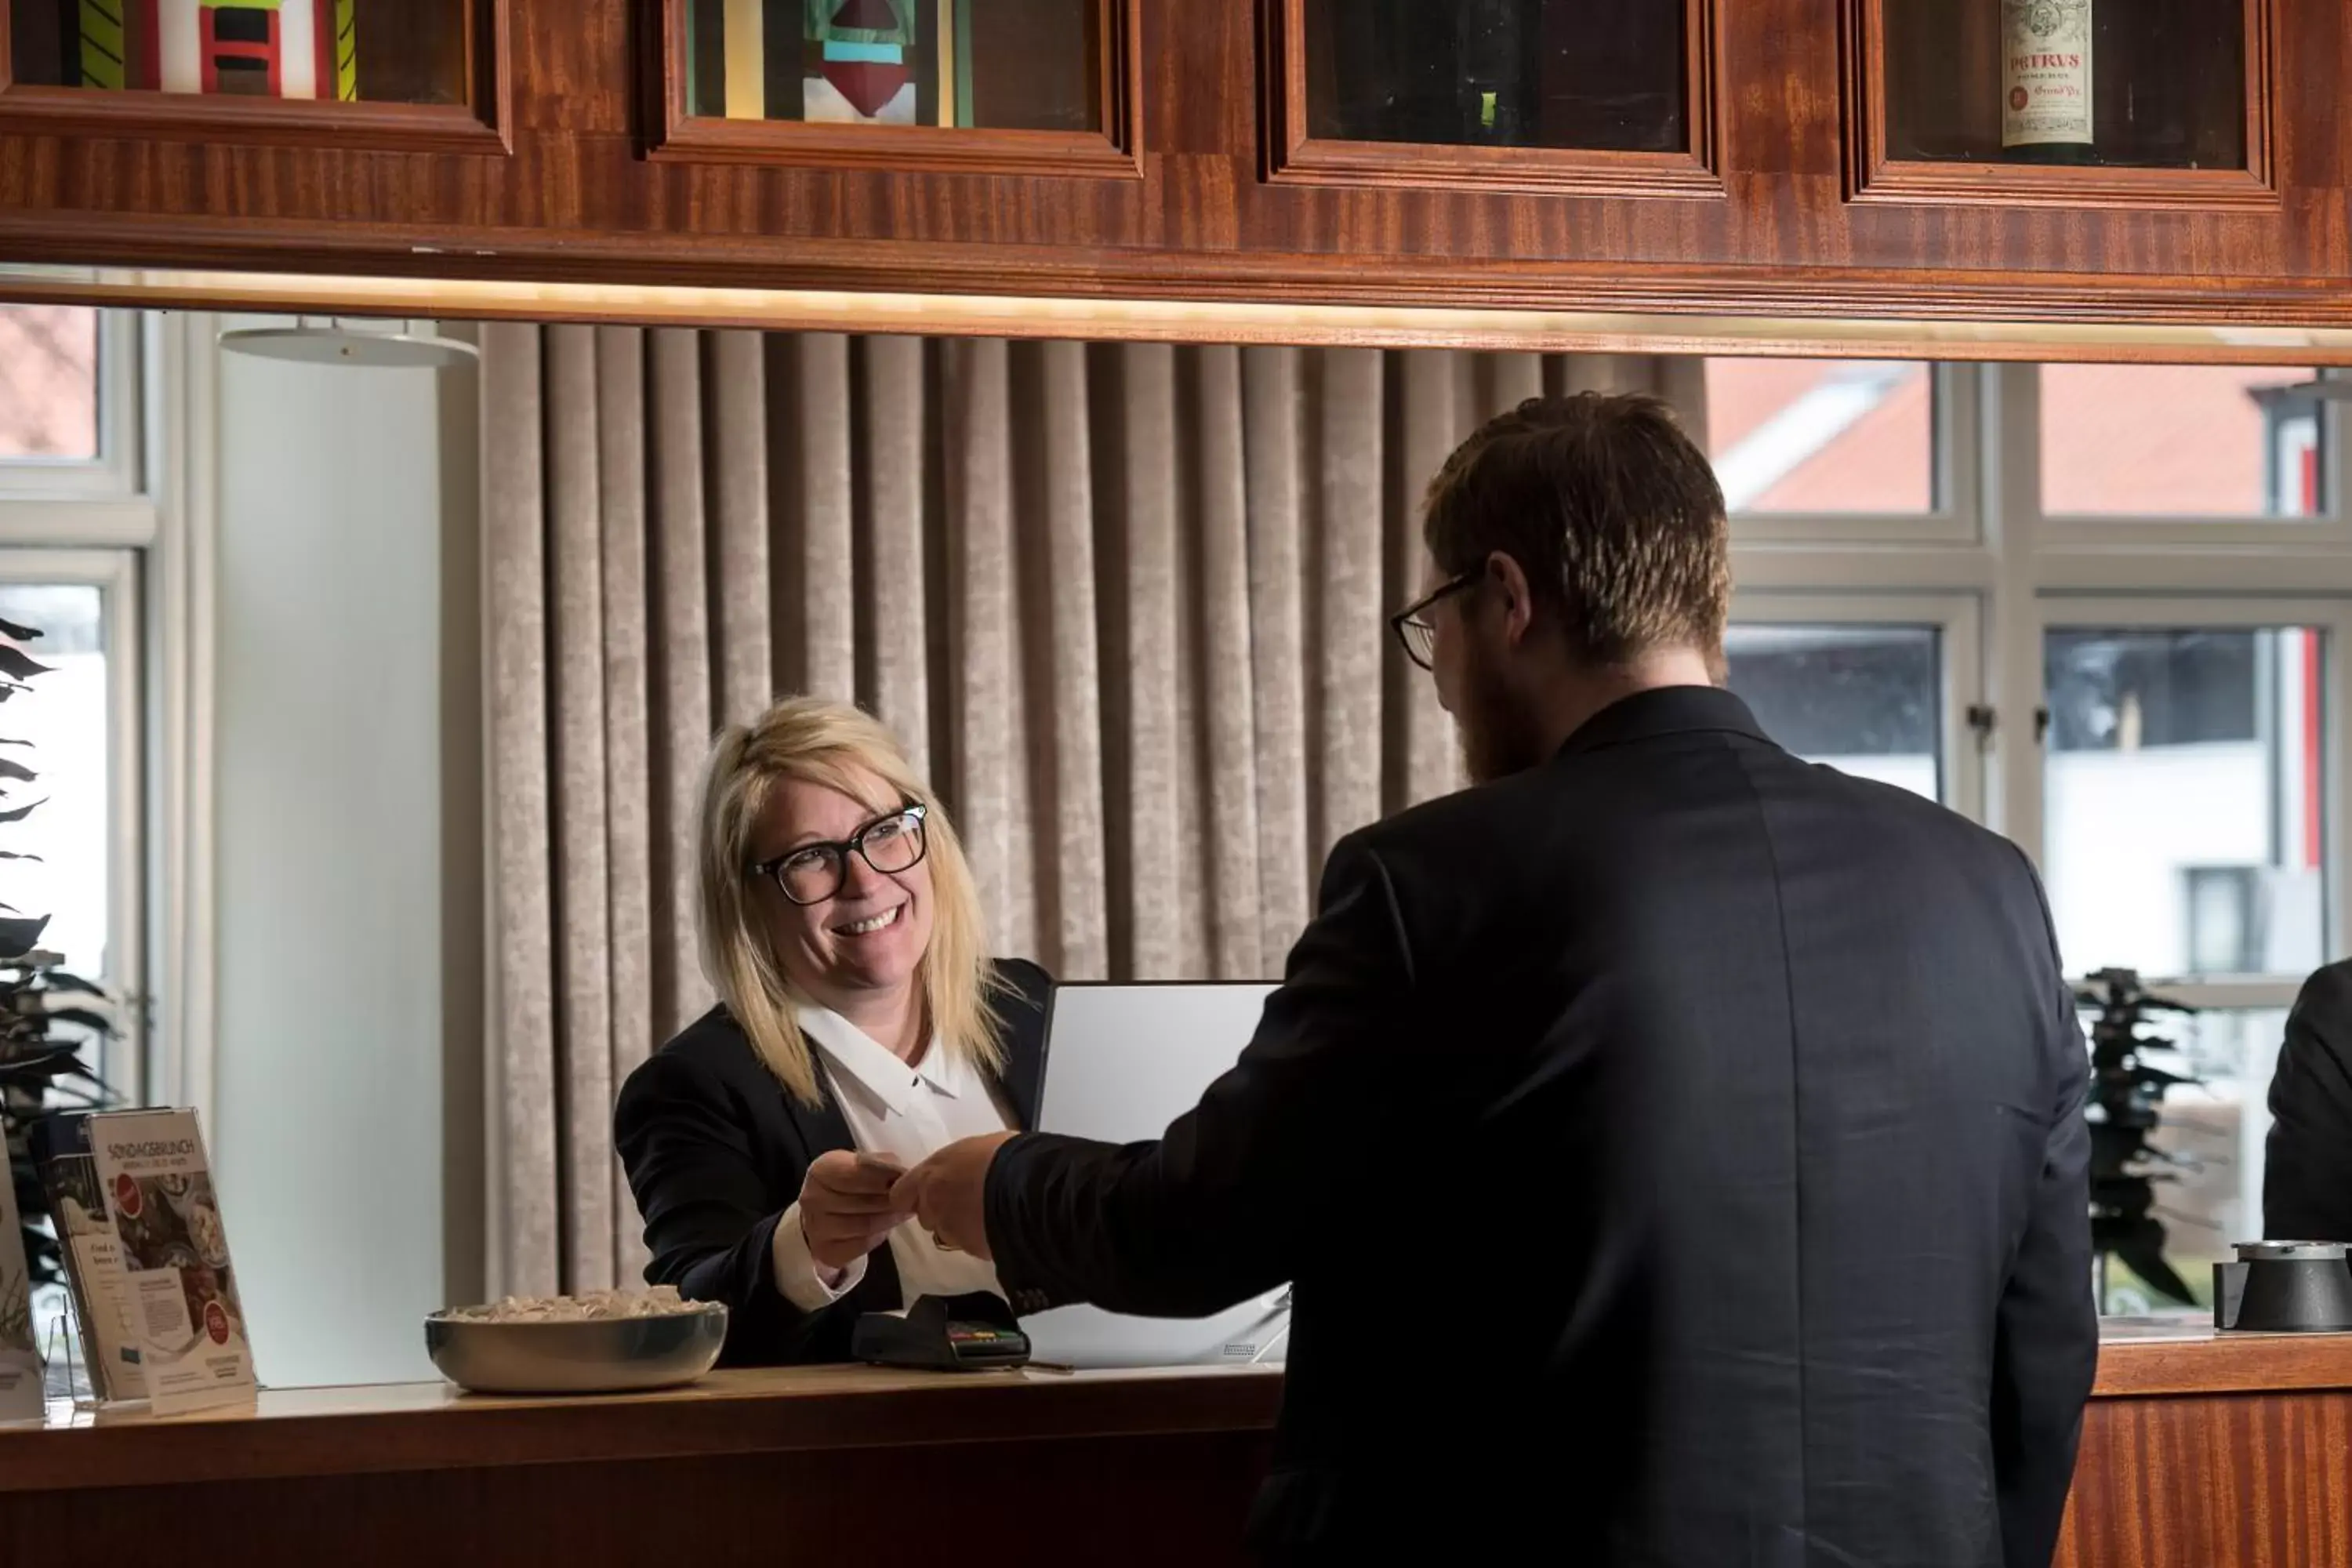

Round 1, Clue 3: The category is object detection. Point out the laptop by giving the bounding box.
[1018,982,1291,1370]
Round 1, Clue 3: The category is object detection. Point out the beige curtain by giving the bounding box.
[481,328,1704,1295]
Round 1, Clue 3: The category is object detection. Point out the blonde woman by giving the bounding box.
[614,697,1051,1365]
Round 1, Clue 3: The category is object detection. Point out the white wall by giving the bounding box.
[209,317,477,1388]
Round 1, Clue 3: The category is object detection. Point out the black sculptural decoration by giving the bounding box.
[2075,967,2201,1310]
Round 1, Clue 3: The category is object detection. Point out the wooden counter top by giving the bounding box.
[2092,1319,2352,1397]
[4,1325,2349,1566]
[5,1316,2343,1499]
[0,1362,1284,1495]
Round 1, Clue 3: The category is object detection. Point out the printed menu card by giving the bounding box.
[0,1167,38,1420]
[87,1109,254,1415]
[34,1112,144,1403]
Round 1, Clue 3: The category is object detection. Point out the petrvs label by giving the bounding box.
[2002,0,2094,148]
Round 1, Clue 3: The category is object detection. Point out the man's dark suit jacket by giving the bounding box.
[2266,958,2352,1241]
[985,687,2098,1566]
[613,958,1051,1366]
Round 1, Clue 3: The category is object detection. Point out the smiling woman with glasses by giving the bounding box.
[615,696,1052,1367]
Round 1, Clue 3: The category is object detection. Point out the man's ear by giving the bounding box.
[1486,550,1536,647]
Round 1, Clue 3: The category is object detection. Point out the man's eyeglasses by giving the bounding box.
[1388,575,1475,672]
[753,802,930,906]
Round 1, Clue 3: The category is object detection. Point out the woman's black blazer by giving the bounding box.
[613,958,1052,1365]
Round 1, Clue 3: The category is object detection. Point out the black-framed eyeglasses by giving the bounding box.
[752,802,930,906]
[1388,575,1475,671]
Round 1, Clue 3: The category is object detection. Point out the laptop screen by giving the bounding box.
[1036,982,1277,1143]
[1022,982,1290,1369]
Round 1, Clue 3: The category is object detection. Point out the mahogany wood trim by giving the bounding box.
[2092,1330,2352,1399]
[19,254,2352,370]
[1844,0,2279,211]
[1261,0,1722,200]
[645,0,1143,180]
[15,212,2352,341]
[1853,158,2278,212]
[0,0,513,156]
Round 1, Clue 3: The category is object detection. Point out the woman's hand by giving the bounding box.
[799,1150,909,1274]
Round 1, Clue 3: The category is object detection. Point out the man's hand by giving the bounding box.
[893,1132,1018,1260]
[799,1150,909,1273]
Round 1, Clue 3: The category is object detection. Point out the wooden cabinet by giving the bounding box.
[648,0,1140,177]
[0,0,2347,333]
[0,0,509,152]
[1853,0,2274,208]
[1263,0,1715,198]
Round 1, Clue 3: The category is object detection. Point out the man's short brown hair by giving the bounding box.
[1422,392,1730,666]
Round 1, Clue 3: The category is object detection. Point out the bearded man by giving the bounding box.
[900,392,2096,1568]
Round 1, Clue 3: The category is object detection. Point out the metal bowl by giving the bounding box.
[425,1304,728,1395]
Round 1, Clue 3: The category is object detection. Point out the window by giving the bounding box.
[1705,359,1936,515]
[1725,593,1981,815]
[2085,1005,2285,1317]
[1726,625,1942,801]
[0,583,107,971]
[0,306,99,462]
[0,568,136,1091]
[1722,357,2349,1314]
[2042,620,2328,981]
[2041,365,2323,519]
[0,308,151,1101]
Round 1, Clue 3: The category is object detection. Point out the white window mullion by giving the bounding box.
[1988,363,2047,864]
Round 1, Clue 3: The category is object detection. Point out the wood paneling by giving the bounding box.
[2056,1391,2352,1568]
[5,1435,1276,1568]
[0,1,2347,334]
[0,1364,1285,1493]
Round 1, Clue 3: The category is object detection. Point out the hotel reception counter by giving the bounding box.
[1,1324,2344,1566]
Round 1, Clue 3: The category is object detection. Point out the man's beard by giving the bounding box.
[1454,642,1550,784]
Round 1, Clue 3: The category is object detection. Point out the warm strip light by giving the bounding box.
[3,263,2352,364]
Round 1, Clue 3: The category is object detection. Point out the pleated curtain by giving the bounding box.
[480,326,1705,1296]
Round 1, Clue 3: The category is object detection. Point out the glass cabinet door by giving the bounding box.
[1854,0,2269,205]
[656,0,1137,176]
[1269,0,1712,196]
[1,0,501,150]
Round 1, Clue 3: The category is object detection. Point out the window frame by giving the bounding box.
[0,307,172,1106]
[2029,593,2352,1008]
[2005,361,2352,554]
[1731,358,2352,1010]
[0,307,147,521]
[1728,589,1986,822]
[0,546,145,1098]
[1722,361,1977,546]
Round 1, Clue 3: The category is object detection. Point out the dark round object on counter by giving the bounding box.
[2230,1242,2352,1333]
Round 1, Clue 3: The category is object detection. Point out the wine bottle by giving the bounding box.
[1456,0,1526,143]
[2002,0,2095,164]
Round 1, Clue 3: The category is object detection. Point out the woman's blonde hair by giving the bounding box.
[696,697,1002,1107]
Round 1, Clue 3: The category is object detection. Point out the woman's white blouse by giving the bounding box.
[769,1004,1011,1311]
